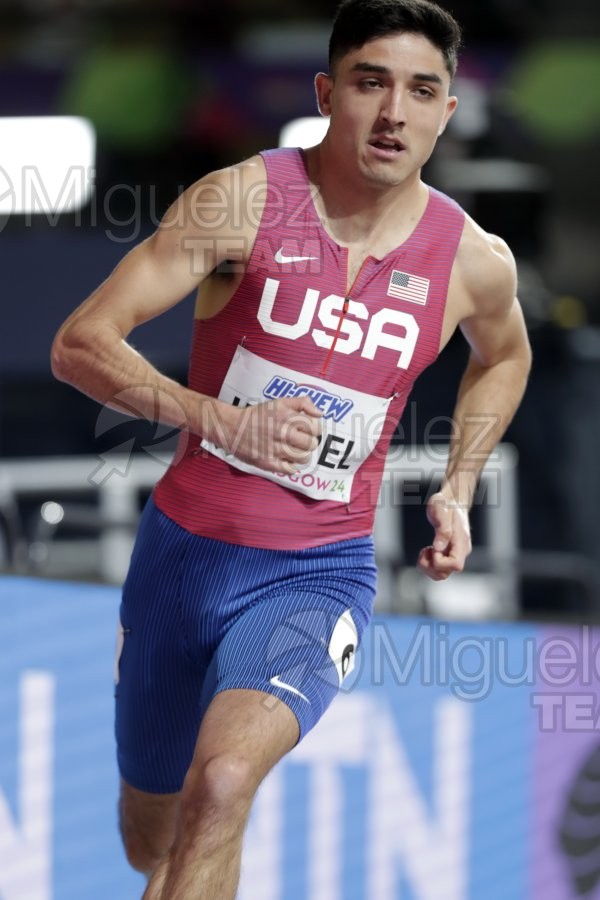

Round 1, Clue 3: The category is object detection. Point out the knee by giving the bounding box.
[119,803,173,877]
[121,832,162,878]
[183,753,256,819]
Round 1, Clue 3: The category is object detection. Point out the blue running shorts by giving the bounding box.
[115,496,377,793]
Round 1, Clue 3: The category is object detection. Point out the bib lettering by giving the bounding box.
[201,345,392,503]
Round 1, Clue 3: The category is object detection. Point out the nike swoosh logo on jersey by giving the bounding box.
[275,248,319,264]
[269,675,310,703]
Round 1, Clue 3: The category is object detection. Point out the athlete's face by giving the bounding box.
[316,32,457,188]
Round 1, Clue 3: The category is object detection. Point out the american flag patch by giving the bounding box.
[387,270,430,305]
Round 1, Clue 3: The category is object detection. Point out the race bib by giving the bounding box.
[201,345,392,503]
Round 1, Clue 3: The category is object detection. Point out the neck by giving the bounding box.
[303,141,427,246]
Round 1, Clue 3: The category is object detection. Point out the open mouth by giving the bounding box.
[369,137,405,154]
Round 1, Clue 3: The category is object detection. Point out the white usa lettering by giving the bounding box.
[257,277,419,369]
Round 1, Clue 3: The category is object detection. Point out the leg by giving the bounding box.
[117,520,376,895]
[141,541,376,898]
[114,500,211,879]
[144,687,299,900]
[118,780,180,877]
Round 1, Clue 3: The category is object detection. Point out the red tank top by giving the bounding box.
[153,147,465,549]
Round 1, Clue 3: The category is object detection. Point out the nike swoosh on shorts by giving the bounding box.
[269,675,310,703]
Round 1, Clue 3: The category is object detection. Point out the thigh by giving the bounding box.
[115,498,206,794]
[191,688,300,779]
[116,506,376,791]
[199,574,376,743]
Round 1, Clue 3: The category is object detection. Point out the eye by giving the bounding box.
[360,78,384,90]
[413,86,435,99]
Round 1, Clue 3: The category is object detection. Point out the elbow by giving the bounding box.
[50,331,71,383]
[50,325,87,384]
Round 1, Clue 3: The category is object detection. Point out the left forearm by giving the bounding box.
[442,352,531,508]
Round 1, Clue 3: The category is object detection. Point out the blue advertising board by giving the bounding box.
[0,576,596,899]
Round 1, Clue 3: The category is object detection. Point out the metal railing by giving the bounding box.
[0,445,520,614]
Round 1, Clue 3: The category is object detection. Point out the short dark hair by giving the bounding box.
[329,0,462,80]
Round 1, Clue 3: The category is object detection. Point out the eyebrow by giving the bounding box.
[413,72,444,85]
[350,62,391,75]
[350,62,443,85]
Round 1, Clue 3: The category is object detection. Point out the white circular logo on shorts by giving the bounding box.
[328,610,358,686]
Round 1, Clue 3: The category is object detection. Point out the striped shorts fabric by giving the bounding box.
[115,495,377,793]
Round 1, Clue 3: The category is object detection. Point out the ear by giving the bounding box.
[438,94,458,136]
[314,72,334,117]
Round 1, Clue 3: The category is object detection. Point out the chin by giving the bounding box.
[363,166,404,189]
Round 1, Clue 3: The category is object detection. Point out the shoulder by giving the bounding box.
[447,214,531,369]
[162,154,268,234]
[452,214,518,320]
[149,154,268,265]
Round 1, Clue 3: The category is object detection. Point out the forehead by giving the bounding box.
[338,32,449,82]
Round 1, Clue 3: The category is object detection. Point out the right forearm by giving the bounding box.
[51,321,227,442]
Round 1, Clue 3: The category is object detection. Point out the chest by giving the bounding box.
[345,246,385,293]
[243,262,440,400]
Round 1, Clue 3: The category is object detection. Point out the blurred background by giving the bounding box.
[2,5,600,900]
[1,0,600,616]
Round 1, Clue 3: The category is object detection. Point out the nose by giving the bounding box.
[380,88,406,126]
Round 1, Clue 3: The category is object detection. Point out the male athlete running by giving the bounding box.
[51,1,531,896]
